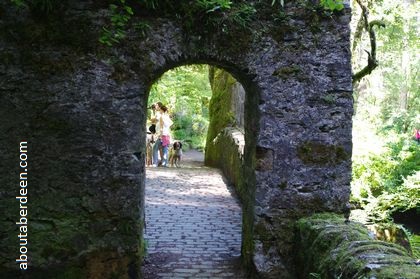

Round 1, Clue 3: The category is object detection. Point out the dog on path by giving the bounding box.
[145,133,154,167]
[169,141,182,168]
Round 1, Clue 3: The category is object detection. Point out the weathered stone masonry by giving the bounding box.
[0,1,353,278]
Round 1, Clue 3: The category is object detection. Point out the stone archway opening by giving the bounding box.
[141,63,258,278]
[0,2,357,278]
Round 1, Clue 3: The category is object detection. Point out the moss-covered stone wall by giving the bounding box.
[206,67,238,145]
[296,213,420,279]
[206,127,246,200]
[205,68,257,271]
[206,127,246,208]
[1,1,354,278]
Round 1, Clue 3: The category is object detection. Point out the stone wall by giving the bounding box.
[0,2,145,278]
[206,67,238,145]
[0,1,353,278]
[206,127,246,200]
[205,67,254,271]
[296,213,420,278]
[232,82,246,128]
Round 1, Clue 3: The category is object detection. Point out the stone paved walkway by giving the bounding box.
[142,150,246,278]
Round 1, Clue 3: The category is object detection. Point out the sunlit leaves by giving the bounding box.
[351,0,419,232]
[320,0,344,11]
[148,65,212,149]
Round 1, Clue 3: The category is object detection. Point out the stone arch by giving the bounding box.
[128,16,352,274]
[142,59,260,266]
[0,1,353,278]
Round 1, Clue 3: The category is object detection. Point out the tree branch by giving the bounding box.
[352,12,365,52]
[352,0,385,85]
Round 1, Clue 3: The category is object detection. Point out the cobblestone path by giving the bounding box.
[142,150,246,278]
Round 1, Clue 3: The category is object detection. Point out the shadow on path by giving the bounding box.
[142,150,247,278]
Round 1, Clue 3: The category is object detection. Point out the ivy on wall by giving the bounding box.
[97,0,346,46]
[10,0,349,46]
[99,0,134,46]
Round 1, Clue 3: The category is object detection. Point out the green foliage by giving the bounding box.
[374,1,420,134]
[148,65,212,150]
[191,0,256,32]
[229,3,256,28]
[351,0,419,225]
[352,23,419,253]
[320,0,344,11]
[99,0,134,46]
[353,136,419,200]
[409,233,420,259]
[363,172,419,225]
[10,0,26,7]
[133,21,151,37]
[139,0,256,33]
[197,0,232,13]
[352,0,419,238]
[172,112,209,150]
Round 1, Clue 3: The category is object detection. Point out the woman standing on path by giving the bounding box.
[152,102,173,167]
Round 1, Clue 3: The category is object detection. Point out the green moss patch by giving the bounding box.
[206,67,237,143]
[296,213,420,278]
[272,65,301,79]
[297,141,350,166]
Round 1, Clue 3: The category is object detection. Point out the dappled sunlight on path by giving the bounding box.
[142,150,246,278]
